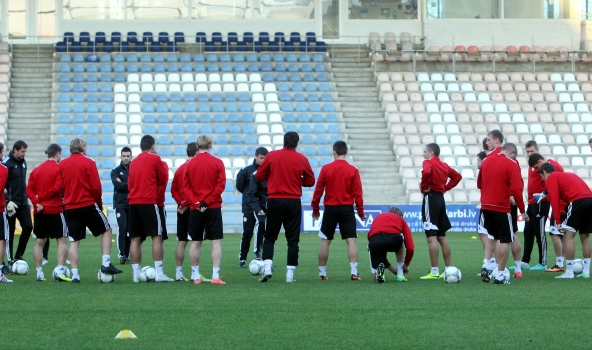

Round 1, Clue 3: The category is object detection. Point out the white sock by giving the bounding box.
[397,262,404,276]
[584,258,591,275]
[36,267,44,278]
[371,268,377,274]
[318,266,326,277]
[154,260,164,278]
[495,268,505,281]
[57,265,66,274]
[350,262,358,276]
[488,258,497,271]
[287,265,296,279]
[132,264,140,280]
[482,259,488,268]
[212,267,220,280]
[515,260,522,273]
[102,255,110,268]
[176,266,183,278]
[72,268,79,279]
[191,266,200,280]
[431,267,439,275]
[264,259,273,275]
[565,260,574,274]
[557,257,565,268]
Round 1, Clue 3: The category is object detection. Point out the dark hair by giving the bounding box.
[589,138,592,144]
[186,142,197,157]
[0,142,4,153]
[45,144,62,158]
[426,143,440,157]
[121,146,132,155]
[477,151,486,160]
[538,162,555,175]
[332,141,348,156]
[283,131,299,149]
[482,137,488,151]
[525,140,538,150]
[12,140,28,152]
[255,147,269,157]
[140,135,155,151]
[528,153,545,167]
[488,130,504,144]
[502,143,517,155]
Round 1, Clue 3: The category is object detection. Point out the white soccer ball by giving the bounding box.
[11,260,28,275]
[573,259,584,275]
[52,266,71,281]
[248,260,264,275]
[443,266,462,283]
[140,266,156,282]
[491,268,511,280]
[97,270,115,283]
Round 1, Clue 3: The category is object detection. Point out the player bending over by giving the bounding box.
[539,163,592,279]
[368,207,415,284]
[419,143,461,279]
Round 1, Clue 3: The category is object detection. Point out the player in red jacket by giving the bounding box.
[527,149,566,272]
[182,135,226,285]
[0,143,10,282]
[539,163,592,279]
[256,132,315,283]
[59,138,122,282]
[26,144,70,282]
[170,142,196,281]
[419,143,461,280]
[367,207,415,284]
[478,142,529,285]
[311,141,365,281]
[128,135,171,282]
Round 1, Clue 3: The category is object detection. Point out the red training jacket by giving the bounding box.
[545,172,592,221]
[59,153,102,210]
[420,156,462,194]
[256,148,315,199]
[26,159,63,214]
[311,159,364,217]
[182,152,226,210]
[156,161,169,207]
[0,164,8,212]
[128,151,168,205]
[478,153,525,213]
[527,159,563,204]
[171,159,191,207]
[367,212,415,266]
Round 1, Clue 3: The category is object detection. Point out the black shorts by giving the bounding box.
[158,206,168,240]
[34,213,68,240]
[481,210,514,244]
[422,192,451,237]
[177,209,190,241]
[510,205,518,233]
[129,204,164,239]
[563,198,592,234]
[319,205,357,240]
[0,212,7,241]
[64,204,111,242]
[368,233,404,270]
[188,208,223,241]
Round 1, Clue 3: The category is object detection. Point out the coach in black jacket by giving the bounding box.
[3,140,33,263]
[111,147,132,264]
[235,147,268,267]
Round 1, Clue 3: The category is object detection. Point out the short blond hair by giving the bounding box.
[389,206,404,217]
[197,135,212,150]
[70,138,86,154]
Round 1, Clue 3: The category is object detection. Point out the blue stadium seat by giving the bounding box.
[231,147,245,156]
[294,93,305,102]
[295,104,307,112]
[242,114,254,123]
[318,146,332,156]
[301,136,314,144]
[217,147,230,156]
[144,125,157,134]
[309,104,321,112]
[157,115,169,123]
[87,125,99,134]
[245,135,257,144]
[101,159,115,169]
[260,54,271,62]
[160,147,172,156]
[243,125,255,133]
[246,54,257,62]
[174,147,185,156]
[282,104,294,112]
[215,125,227,133]
[299,124,312,133]
[101,148,115,157]
[216,136,229,144]
[328,125,340,133]
[101,171,111,180]
[72,115,84,123]
[158,125,171,134]
[101,136,114,145]
[187,124,198,133]
[315,135,328,144]
[158,136,172,145]
[173,136,185,145]
[201,125,213,133]
[284,114,296,122]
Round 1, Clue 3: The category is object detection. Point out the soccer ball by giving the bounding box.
[97,270,115,283]
[140,266,156,282]
[443,266,462,283]
[52,266,71,281]
[491,268,511,280]
[248,260,264,275]
[11,260,29,275]
[573,259,584,274]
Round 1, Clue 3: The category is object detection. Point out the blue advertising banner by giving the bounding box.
[301,204,481,233]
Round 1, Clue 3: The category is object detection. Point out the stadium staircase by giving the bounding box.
[7,45,55,169]
[331,45,402,205]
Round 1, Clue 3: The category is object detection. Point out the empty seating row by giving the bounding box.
[57,82,333,93]
[58,92,334,103]
[58,53,326,63]
[58,73,330,82]
[58,63,327,73]
[381,92,592,103]
[57,102,338,113]
[379,82,584,92]
[58,113,339,124]
[377,72,584,82]
[383,102,592,113]
[386,112,592,124]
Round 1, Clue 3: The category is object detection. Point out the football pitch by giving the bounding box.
[4,232,590,349]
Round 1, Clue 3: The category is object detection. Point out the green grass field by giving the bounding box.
[4,232,590,349]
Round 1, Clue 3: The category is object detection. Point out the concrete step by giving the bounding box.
[11,68,54,73]
[11,78,53,83]
[348,149,393,156]
[338,91,377,97]
[10,83,52,88]
[7,118,49,124]
[9,107,49,113]
[342,107,383,112]
[335,82,377,87]
[8,113,51,119]
[9,98,51,103]
[340,101,381,107]
[11,73,53,79]
[9,92,51,98]
[12,64,53,69]
[350,143,392,151]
